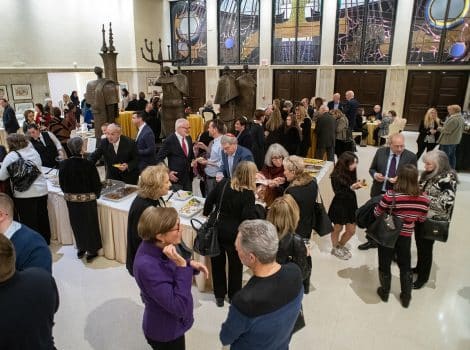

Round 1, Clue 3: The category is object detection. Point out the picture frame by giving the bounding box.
[0,85,8,100]
[11,84,32,100]
[14,102,34,115]
[147,77,159,94]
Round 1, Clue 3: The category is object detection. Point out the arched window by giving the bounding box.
[272,0,323,64]
[335,0,398,64]
[218,0,260,65]
[408,0,470,64]
[170,0,207,65]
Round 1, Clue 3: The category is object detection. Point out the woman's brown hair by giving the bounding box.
[137,207,179,242]
[394,164,421,196]
[7,133,29,151]
[267,194,300,239]
[231,161,257,192]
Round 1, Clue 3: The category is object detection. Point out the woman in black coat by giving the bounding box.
[249,109,266,169]
[234,117,253,152]
[283,155,318,293]
[59,137,102,262]
[126,164,171,276]
[203,161,259,307]
[280,114,301,155]
[416,108,440,160]
[295,106,312,157]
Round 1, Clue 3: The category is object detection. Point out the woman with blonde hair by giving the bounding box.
[268,194,309,281]
[133,206,208,349]
[416,108,440,160]
[203,161,259,306]
[126,163,172,275]
[295,105,312,157]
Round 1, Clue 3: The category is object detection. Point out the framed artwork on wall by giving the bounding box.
[147,77,158,94]
[14,102,34,115]
[0,85,8,100]
[11,84,32,100]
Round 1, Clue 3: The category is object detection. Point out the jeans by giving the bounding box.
[440,144,457,169]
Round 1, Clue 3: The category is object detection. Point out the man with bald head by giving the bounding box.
[343,90,359,130]
[359,133,417,250]
[156,118,195,191]
[88,123,139,184]
[327,93,344,111]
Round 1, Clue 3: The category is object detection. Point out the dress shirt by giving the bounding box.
[382,152,401,192]
[112,139,120,153]
[333,102,340,110]
[175,132,187,156]
[3,221,22,239]
[135,123,146,141]
[205,136,222,177]
[228,153,235,177]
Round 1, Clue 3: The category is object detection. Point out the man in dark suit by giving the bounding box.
[143,102,162,143]
[359,133,417,250]
[0,98,19,134]
[131,111,157,172]
[314,106,336,161]
[136,91,148,111]
[327,93,344,112]
[217,134,254,180]
[88,123,139,184]
[343,90,359,130]
[156,118,194,191]
[125,93,139,111]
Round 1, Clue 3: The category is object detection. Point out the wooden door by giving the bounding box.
[334,70,387,114]
[181,70,206,113]
[273,69,316,104]
[403,71,468,130]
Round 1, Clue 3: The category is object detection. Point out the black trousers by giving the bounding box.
[378,235,411,275]
[210,241,243,300]
[146,335,185,350]
[14,195,51,244]
[414,235,435,283]
[416,142,437,160]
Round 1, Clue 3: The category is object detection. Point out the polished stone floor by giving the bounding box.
[51,132,470,349]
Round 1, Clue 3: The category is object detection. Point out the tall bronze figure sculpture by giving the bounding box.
[141,38,187,135]
[214,66,239,126]
[235,64,256,121]
[87,23,119,139]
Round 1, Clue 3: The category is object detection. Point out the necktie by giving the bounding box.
[182,137,188,157]
[386,154,397,190]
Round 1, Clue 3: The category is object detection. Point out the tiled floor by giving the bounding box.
[51,132,470,349]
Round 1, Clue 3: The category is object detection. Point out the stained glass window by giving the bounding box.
[219,0,260,65]
[335,0,397,64]
[170,0,207,66]
[408,0,470,64]
[272,0,322,65]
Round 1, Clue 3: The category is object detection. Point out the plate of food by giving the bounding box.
[303,158,325,166]
[179,198,203,218]
[174,190,193,201]
[102,186,138,201]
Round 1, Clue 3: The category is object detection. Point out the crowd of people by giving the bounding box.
[0,86,465,349]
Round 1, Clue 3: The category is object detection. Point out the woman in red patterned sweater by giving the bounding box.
[374,164,429,308]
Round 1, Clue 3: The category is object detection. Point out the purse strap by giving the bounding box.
[14,151,23,160]
[215,180,229,222]
[388,193,396,215]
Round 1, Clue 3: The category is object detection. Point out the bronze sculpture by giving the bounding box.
[235,64,256,121]
[214,66,239,126]
[155,66,188,135]
[86,66,119,139]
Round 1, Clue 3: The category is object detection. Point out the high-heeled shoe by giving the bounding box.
[86,252,98,263]
[77,250,86,259]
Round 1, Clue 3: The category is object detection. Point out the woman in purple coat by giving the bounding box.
[133,207,208,349]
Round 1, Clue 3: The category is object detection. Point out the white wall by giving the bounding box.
[47,72,96,106]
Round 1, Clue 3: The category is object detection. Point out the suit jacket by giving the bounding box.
[156,133,194,190]
[136,124,157,171]
[88,135,139,184]
[2,105,19,134]
[369,147,417,197]
[327,101,344,112]
[236,129,253,152]
[343,98,359,130]
[220,145,254,178]
[316,113,336,148]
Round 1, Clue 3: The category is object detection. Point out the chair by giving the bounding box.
[380,123,401,145]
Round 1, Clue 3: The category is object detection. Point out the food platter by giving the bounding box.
[173,190,193,201]
[102,186,138,202]
[179,197,204,218]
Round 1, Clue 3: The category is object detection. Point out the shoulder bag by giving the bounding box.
[7,151,41,192]
[312,190,333,237]
[366,193,402,248]
[415,218,449,242]
[191,181,228,257]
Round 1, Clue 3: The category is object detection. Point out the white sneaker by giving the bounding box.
[340,246,352,259]
[331,246,348,260]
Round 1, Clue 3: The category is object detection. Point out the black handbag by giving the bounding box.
[415,218,449,242]
[191,181,228,257]
[291,306,306,334]
[366,194,402,248]
[7,151,41,192]
[312,191,333,236]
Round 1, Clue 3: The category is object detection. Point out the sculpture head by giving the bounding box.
[94,66,104,78]
[243,64,249,72]
[163,66,172,76]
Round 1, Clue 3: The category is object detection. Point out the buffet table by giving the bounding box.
[366,121,379,145]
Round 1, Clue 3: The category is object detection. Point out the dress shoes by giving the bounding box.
[413,280,426,289]
[86,253,98,263]
[216,298,224,307]
[77,250,86,259]
[358,241,378,250]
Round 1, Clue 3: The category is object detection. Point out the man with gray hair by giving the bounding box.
[220,219,303,349]
[327,92,344,111]
[156,118,194,191]
[217,133,254,180]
